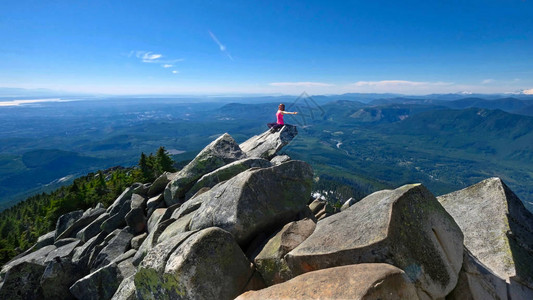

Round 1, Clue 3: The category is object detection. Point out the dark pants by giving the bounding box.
[267,123,284,131]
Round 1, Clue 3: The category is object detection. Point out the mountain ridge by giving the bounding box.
[0,128,532,299]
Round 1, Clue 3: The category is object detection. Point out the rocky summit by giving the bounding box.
[1,125,532,300]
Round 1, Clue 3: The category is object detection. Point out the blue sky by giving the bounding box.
[1,0,532,95]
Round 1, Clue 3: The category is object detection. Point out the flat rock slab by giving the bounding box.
[239,124,298,159]
[185,157,272,199]
[56,206,106,241]
[438,177,533,287]
[286,183,464,299]
[189,160,313,246]
[1,244,57,280]
[236,263,418,300]
[45,239,82,262]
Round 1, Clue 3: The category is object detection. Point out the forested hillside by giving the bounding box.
[0,147,176,265]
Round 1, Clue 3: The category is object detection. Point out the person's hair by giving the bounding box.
[278,103,285,111]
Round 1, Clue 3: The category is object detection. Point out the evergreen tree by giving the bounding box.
[156,146,176,173]
[139,152,153,182]
[95,171,107,195]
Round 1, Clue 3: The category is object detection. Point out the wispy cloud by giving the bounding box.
[352,80,452,87]
[269,82,334,87]
[208,31,233,61]
[481,79,495,84]
[523,88,533,95]
[128,51,184,75]
[130,50,184,64]
[141,52,162,62]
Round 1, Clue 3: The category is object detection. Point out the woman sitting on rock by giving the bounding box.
[267,103,298,132]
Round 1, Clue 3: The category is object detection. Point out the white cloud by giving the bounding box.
[352,80,451,87]
[0,98,67,106]
[209,31,233,61]
[135,51,163,63]
[482,79,495,84]
[132,51,184,64]
[523,88,533,95]
[269,82,334,87]
[172,70,179,74]
[143,53,162,61]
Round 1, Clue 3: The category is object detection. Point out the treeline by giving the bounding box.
[0,147,176,266]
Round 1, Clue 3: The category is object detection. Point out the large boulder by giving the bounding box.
[101,200,131,233]
[131,233,147,250]
[0,261,45,299]
[40,259,84,300]
[164,133,246,205]
[107,186,135,215]
[308,198,326,215]
[91,228,133,271]
[252,218,316,285]
[17,231,56,257]
[286,183,464,299]
[111,275,136,300]
[70,260,135,300]
[135,228,257,300]
[146,208,166,233]
[170,194,205,220]
[147,172,176,197]
[438,177,533,288]
[189,160,314,246]
[185,157,272,199]
[125,207,146,234]
[447,247,508,300]
[76,212,111,242]
[0,244,56,282]
[72,232,107,271]
[56,205,106,240]
[45,239,81,263]
[54,210,84,240]
[132,218,176,266]
[239,124,298,159]
[157,212,195,243]
[236,263,418,300]
[270,154,291,165]
[146,194,165,218]
[35,230,56,248]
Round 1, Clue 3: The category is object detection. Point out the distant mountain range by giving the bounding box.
[1,95,533,213]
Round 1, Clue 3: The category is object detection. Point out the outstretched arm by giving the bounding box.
[280,111,298,115]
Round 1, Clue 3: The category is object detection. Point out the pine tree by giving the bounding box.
[139,152,153,182]
[156,146,176,173]
[95,171,107,195]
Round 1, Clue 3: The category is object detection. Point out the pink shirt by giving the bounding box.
[276,111,284,124]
